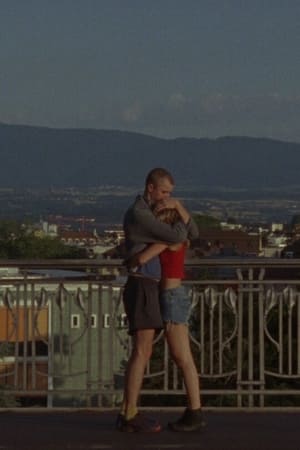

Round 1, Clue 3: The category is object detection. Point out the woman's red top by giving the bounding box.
[159,243,186,279]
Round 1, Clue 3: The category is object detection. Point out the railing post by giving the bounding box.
[248,268,254,407]
[236,268,243,407]
[22,278,28,393]
[258,268,266,407]
[298,294,300,374]
[96,284,104,407]
[47,294,53,407]
[86,282,93,407]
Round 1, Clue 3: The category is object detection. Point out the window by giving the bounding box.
[71,314,80,328]
[103,314,110,328]
[120,313,128,328]
[90,314,97,328]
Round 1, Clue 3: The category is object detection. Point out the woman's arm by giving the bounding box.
[127,242,168,269]
[136,242,168,265]
[128,241,186,269]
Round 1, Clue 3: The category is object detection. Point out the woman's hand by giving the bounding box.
[126,253,142,270]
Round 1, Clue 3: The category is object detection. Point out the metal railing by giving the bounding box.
[1,258,300,408]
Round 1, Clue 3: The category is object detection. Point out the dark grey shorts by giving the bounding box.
[122,276,163,335]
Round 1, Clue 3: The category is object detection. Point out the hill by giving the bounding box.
[0,122,299,189]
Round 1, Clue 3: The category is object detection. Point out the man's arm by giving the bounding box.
[155,198,199,240]
[154,198,190,224]
[186,215,199,240]
[134,207,188,244]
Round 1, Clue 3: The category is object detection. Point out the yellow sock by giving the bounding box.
[125,406,138,421]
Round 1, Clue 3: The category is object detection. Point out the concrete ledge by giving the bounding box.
[0,409,300,449]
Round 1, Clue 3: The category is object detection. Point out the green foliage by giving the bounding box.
[192,214,221,229]
[0,343,20,407]
[0,386,20,407]
[227,216,237,224]
[8,235,85,259]
[0,220,86,259]
[291,214,300,226]
[0,220,23,239]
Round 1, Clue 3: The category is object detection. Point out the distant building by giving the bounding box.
[0,269,128,407]
[104,229,124,245]
[41,221,58,237]
[220,222,243,231]
[271,223,284,233]
[193,229,262,257]
[266,234,288,247]
[59,230,99,247]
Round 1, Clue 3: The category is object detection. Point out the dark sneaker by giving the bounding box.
[115,413,126,431]
[168,408,206,432]
[118,412,161,433]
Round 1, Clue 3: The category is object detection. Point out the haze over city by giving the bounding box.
[1,1,300,142]
[3,6,300,439]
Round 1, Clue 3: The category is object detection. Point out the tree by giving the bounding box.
[0,220,86,259]
[192,214,221,229]
[0,343,20,407]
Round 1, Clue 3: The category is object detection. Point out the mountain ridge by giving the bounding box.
[0,122,299,189]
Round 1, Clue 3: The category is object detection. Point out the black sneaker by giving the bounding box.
[118,412,161,433]
[168,408,206,432]
[115,413,126,430]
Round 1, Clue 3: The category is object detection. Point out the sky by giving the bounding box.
[1,0,300,142]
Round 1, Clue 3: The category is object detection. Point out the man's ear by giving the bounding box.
[147,183,154,193]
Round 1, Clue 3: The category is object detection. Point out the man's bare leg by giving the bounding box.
[123,328,156,418]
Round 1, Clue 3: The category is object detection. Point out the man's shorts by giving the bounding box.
[122,275,163,335]
[159,286,192,324]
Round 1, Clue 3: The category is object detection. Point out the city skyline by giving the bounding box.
[1,1,300,142]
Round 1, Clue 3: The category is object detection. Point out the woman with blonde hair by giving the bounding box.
[131,206,205,432]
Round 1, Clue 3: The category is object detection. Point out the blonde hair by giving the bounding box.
[155,208,181,225]
[156,208,189,248]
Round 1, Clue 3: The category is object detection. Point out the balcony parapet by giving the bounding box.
[0,257,300,409]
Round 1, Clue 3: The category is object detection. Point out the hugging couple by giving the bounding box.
[117,167,205,433]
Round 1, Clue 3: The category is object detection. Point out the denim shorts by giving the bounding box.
[159,285,192,324]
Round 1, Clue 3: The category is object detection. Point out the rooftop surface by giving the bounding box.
[1,409,300,450]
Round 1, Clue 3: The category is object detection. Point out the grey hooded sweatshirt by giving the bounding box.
[123,195,199,279]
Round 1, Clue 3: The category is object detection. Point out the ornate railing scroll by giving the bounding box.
[1,258,300,408]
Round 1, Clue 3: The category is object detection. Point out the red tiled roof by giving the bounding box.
[59,231,95,239]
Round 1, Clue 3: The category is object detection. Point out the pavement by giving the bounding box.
[0,408,300,450]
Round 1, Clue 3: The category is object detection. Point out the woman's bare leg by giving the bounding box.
[165,323,201,409]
